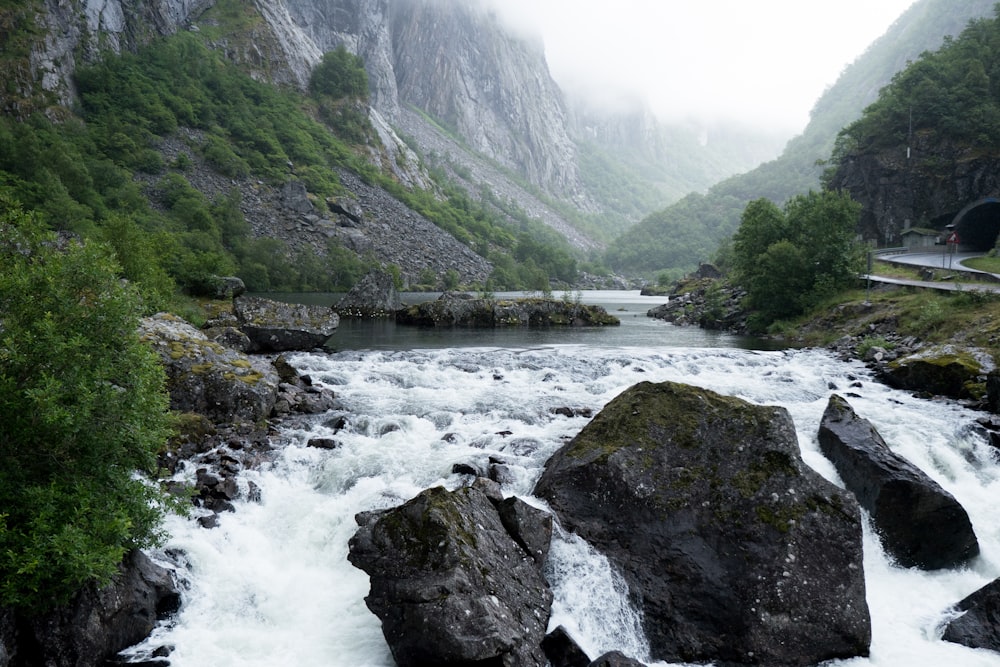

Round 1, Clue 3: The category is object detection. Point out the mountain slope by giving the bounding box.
[603,0,998,278]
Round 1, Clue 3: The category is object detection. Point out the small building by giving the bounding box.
[901,227,940,249]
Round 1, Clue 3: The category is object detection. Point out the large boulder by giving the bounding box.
[334,269,402,317]
[942,577,1000,652]
[234,295,339,352]
[817,394,979,570]
[10,550,178,667]
[879,345,993,400]
[397,294,619,327]
[140,313,280,424]
[534,381,871,667]
[348,480,553,667]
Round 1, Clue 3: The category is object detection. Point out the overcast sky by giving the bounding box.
[490,0,918,136]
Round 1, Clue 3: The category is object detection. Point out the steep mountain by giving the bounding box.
[570,102,790,227]
[829,6,1000,250]
[603,0,999,278]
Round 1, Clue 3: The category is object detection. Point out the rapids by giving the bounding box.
[123,293,1000,667]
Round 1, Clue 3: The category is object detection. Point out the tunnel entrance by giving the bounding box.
[953,198,1000,251]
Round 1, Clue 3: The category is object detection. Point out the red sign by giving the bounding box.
[947,231,960,244]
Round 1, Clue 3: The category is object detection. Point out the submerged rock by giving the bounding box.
[348,482,553,667]
[817,394,979,570]
[396,294,620,328]
[534,381,870,667]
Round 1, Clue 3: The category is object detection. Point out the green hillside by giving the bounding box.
[603,0,998,280]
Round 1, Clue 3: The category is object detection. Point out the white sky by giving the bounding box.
[490,0,918,136]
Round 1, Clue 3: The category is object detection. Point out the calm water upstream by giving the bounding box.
[125,291,1000,666]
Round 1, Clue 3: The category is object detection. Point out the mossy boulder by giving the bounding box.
[234,295,339,352]
[396,293,620,328]
[818,394,978,570]
[348,480,553,667]
[534,381,870,667]
[880,345,994,400]
[140,313,280,424]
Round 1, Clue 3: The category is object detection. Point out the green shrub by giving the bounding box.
[0,198,173,611]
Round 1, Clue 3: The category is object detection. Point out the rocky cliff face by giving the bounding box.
[829,133,1000,247]
[280,0,588,207]
[29,0,212,110]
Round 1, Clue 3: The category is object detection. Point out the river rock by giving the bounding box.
[396,294,619,327]
[348,483,553,667]
[542,626,591,667]
[941,577,1000,651]
[10,550,179,667]
[588,652,647,667]
[879,345,993,400]
[234,295,339,352]
[139,313,280,424]
[817,394,979,570]
[534,381,871,667]
[334,269,402,317]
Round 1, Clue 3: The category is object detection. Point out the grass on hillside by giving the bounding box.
[777,281,1000,354]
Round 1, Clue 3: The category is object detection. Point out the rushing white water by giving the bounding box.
[125,297,1000,667]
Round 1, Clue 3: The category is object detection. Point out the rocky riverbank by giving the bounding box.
[8,279,1000,666]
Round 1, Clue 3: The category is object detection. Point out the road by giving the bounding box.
[867,249,1000,292]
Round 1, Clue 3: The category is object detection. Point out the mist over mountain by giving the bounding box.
[4,0,983,291]
[604,0,999,279]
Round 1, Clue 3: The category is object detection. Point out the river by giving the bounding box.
[124,291,1000,666]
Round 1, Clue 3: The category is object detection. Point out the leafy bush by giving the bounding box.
[0,197,173,611]
[732,190,864,327]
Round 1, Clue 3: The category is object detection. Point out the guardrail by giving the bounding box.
[872,246,909,256]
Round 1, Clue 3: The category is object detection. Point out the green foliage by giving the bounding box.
[0,20,584,295]
[309,46,369,100]
[732,190,864,327]
[0,198,172,611]
[604,190,745,276]
[833,7,1000,163]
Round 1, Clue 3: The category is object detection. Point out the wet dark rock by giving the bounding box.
[495,496,552,565]
[450,462,481,476]
[588,652,647,667]
[542,626,591,667]
[334,269,402,317]
[307,437,340,450]
[5,551,179,667]
[488,462,515,486]
[986,369,1000,414]
[879,345,993,400]
[551,406,594,418]
[397,294,619,328]
[534,381,870,667]
[234,295,339,352]
[817,394,979,570]
[348,484,552,667]
[942,577,1000,651]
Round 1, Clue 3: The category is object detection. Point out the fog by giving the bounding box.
[488,0,917,138]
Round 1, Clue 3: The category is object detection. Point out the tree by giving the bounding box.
[309,46,369,100]
[0,197,173,611]
[731,190,863,327]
